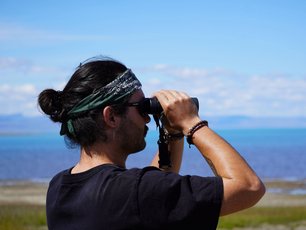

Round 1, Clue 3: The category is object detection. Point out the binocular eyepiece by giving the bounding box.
[140,97,199,115]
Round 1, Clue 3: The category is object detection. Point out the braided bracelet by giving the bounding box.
[186,120,209,146]
[164,130,184,143]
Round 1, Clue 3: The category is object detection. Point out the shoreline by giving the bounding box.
[0,180,48,205]
[263,178,306,195]
[0,178,306,206]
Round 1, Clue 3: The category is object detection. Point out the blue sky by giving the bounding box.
[0,0,305,117]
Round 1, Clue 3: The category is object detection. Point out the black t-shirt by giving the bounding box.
[46,164,223,230]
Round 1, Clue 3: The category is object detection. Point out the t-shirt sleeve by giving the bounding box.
[137,167,223,229]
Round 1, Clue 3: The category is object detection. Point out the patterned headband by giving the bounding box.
[60,69,142,136]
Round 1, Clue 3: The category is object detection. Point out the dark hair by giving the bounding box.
[38,56,131,148]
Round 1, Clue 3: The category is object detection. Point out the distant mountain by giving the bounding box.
[207,115,306,129]
[0,114,59,134]
[0,114,306,134]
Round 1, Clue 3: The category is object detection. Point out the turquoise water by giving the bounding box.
[0,128,305,181]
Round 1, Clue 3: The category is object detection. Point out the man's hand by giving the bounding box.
[153,90,200,134]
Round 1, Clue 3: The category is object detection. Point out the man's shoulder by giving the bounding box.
[48,168,71,185]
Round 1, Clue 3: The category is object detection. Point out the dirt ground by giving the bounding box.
[1,179,306,229]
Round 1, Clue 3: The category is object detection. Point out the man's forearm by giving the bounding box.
[150,138,184,173]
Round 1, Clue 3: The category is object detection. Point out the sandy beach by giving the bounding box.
[0,180,48,205]
[1,179,306,229]
[1,179,306,206]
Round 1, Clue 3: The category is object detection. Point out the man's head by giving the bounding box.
[38,56,149,150]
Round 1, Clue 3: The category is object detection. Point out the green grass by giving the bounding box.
[1,204,306,229]
[218,206,306,229]
[0,204,47,230]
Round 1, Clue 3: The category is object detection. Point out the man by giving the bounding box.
[38,57,265,229]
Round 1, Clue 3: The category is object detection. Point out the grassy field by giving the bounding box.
[0,180,306,230]
[218,206,306,229]
[1,204,306,230]
[0,204,46,230]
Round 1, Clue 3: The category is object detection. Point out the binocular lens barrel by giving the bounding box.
[141,97,199,115]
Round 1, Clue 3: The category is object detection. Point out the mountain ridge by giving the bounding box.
[1,114,306,134]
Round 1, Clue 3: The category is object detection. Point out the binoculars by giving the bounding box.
[141,97,199,115]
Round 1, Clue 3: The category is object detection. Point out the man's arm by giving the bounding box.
[150,138,184,173]
[186,122,265,215]
[153,90,266,216]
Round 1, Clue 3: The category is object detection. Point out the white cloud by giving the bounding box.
[139,65,306,117]
[0,57,31,72]
[0,23,110,43]
[0,83,36,95]
[0,57,71,116]
[0,57,66,75]
[0,63,305,117]
[0,83,40,116]
[145,65,233,79]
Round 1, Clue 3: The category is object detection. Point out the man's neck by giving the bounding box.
[71,142,127,174]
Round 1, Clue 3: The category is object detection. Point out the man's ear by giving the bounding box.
[102,106,120,128]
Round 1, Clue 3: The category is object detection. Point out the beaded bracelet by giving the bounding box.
[186,120,209,146]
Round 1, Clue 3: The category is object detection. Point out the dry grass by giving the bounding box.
[1,180,306,230]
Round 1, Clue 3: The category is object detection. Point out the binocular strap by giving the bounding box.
[153,115,172,169]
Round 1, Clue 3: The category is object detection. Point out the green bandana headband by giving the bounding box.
[60,69,142,136]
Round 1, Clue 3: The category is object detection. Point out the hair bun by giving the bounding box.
[38,89,64,122]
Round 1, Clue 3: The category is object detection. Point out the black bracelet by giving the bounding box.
[164,131,184,143]
[186,120,208,146]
